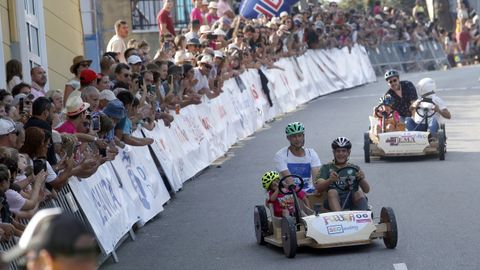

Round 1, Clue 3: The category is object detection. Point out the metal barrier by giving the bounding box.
[366,39,450,76]
[0,182,124,270]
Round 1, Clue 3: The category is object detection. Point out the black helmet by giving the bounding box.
[332,137,352,150]
[384,69,399,81]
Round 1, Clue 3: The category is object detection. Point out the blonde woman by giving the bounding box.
[45,89,64,128]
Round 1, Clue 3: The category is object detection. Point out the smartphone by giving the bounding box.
[91,114,101,131]
[19,98,24,113]
[163,42,170,50]
[168,75,173,85]
[33,159,47,175]
[147,84,156,94]
[99,148,107,157]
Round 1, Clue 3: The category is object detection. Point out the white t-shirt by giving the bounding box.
[106,35,127,63]
[413,94,447,125]
[5,189,26,213]
[274,146,322,193]
[193,68,209,94]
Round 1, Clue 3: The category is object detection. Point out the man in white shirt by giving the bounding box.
[106,20,129,63]
[30,66,48,99]
[193,55,220,99]
[274,122,321,194]
[407,77,451,134]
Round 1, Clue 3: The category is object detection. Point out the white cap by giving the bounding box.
[199,55,213,65]
[127,55,142,65]
[214,50,224,58]
[213,28,226,36]
[280,11,289,18]
[99,90,116,101]
[208,1,217,9]
[199,25,212,34]
[0,118,16,136]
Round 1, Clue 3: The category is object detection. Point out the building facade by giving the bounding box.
[90,0,193,67]
[0,0,84,91]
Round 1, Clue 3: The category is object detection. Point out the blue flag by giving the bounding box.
[239,0,300,19]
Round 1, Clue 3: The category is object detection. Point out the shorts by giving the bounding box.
[323,192,353,211]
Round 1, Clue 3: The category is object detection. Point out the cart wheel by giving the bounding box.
[438,129,446,161]
[363,132,371,163]
[381,207,398,249]
[281,217,297,258]
[254,205,268,245]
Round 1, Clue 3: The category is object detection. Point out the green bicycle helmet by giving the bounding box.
[261,171,280,190]
[285,122,305,136]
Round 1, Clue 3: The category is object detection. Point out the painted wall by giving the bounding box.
[0,0,11,62]
[0,0,85,91]
[43,0,85,90]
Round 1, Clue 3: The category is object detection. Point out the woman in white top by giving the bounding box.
[5,59,23,92]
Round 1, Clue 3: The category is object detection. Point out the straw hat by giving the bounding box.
[69,56,92,74]
[65,96,90,116]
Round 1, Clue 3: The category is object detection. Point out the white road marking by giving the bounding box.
[393,263,408,270]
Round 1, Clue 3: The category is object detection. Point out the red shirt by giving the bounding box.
[157,9,175,36]
[190,7,203,25]
[55,120,77,134]
[269,190,306,217]
[458,31,471,52]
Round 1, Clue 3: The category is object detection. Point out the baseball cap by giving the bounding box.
[99,90,116,102]
[0,118,16,136]
[214,50,224,58]
[79,69,99,85]
[2,208,98,263]
[127,55,142,65]
[103,99,125,119]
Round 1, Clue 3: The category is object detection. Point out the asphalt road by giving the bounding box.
[101,66,480,270]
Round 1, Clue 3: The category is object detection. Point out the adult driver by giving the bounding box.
[274,122,321,194]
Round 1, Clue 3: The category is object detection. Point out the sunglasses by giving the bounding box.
[203,64,212,69]
[388,78,398,84]
[123,73,131,78]
[80,63,90,68]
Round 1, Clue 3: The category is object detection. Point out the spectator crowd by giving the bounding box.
[0,0,476,261]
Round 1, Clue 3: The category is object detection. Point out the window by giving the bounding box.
[15,0,48,84]
[131,0,193,31]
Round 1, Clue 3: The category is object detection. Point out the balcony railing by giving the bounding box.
[131,0,193,31]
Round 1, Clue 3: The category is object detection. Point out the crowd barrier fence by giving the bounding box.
[2,44,376,269]
[366,39,450,76]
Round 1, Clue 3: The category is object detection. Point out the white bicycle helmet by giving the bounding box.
[417,77,436,97]
[384,69,399,81]
[331,137,352,150]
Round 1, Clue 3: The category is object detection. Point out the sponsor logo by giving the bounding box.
[385,135,416,146]
[355,213,371,223]
[323,213,355,225]
[327,225,344,235]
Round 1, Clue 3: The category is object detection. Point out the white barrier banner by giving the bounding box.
[110,132,171,225]
[143,124,184,191]
[68,163,137,254]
